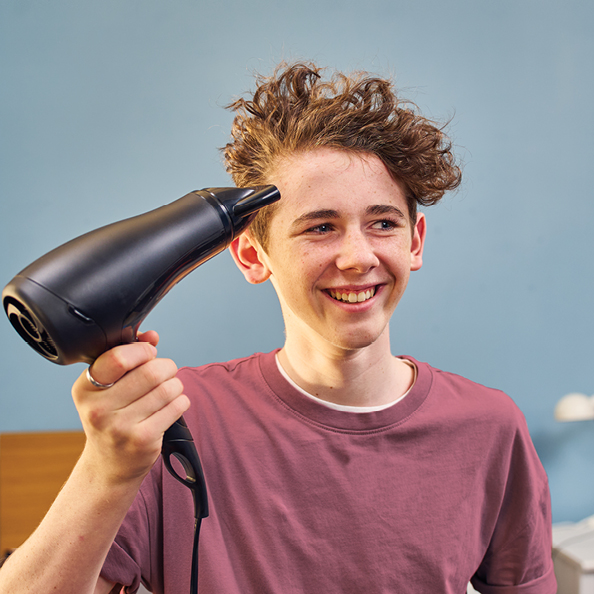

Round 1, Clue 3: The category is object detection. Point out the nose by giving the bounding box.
[335,229,380,273]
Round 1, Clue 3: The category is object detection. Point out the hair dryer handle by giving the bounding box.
[161,416,209,521]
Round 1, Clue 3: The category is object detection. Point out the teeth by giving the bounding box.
[329,288,376,303]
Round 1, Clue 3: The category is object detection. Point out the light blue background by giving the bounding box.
[1,0,592,523]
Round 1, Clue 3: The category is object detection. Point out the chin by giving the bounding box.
[325,331,383,352]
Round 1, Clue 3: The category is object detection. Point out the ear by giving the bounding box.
[229,232,272,284]
[410,212,426,272]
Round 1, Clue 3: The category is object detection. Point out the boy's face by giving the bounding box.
[232,148,426,352]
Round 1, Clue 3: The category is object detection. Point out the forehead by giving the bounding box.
[268,148,408,221]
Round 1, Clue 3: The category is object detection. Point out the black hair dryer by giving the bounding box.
[2,184,280,521]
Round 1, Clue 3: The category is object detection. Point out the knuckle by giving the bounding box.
[125,427,151,451]
[107,422,126,445]
[107,414,146,451]
[86,404,110,432]
[160,358,179,378]
[108,342,154,375]
[154,378,182,406]
[142,358,177,387]
[109,348,130,375]
[141,361,160,387]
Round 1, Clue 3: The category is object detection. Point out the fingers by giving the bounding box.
[83,330,161,390]
[115,358,184,414]
[90,373,189,446]
[127,382,191,441]
[137,329,159,348]
[72,338,185,433]
[87,341,157,388]
[71,336,190,483]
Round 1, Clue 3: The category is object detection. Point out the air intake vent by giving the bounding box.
[4,297,59,361]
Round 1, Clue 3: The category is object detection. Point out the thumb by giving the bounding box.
[137,330,160,348]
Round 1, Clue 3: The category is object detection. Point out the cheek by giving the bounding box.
[285,245,324,275]
[266,239,334,291]
[272,260,322,304]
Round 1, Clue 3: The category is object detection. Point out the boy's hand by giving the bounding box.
[71,330,190,486]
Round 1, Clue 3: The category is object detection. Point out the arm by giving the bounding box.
[0,331,189,594]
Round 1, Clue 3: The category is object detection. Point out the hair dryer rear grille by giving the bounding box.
[4,297,59,361]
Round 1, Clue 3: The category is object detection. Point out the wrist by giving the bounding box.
[76,444,151,497]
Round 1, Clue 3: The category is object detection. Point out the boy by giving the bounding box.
[0,62,556,593]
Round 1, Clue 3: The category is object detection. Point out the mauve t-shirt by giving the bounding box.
[101,350,556,594]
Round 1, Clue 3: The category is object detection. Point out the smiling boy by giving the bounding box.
[0,62,556,594]
[233,147,424,407]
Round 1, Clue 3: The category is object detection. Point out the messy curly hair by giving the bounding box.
[223,62,461,251]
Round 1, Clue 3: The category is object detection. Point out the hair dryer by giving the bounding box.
[2,184,280,525]
[3,185,279,365]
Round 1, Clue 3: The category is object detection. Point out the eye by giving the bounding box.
[305,223,334,234]
[371,219,399,231]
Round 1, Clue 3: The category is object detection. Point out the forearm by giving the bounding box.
[0,449,144,594]
[0,335,188,594]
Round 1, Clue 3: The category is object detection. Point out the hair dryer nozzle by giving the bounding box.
[232,185,280,219]
[202,185,280,232]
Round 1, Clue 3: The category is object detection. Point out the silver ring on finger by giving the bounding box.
[86,366,116,389]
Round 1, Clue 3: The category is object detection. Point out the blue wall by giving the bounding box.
[1,0,593,523]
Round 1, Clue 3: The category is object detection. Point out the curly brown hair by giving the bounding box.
[223,62,461,250]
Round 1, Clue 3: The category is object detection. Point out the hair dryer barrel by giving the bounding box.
[2,185,279,365]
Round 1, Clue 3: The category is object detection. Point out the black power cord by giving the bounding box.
[162,417,209,594]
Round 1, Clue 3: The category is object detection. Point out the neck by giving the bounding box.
[278,328,414,408]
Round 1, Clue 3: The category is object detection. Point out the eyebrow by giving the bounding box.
[291,204,407,228]
[365,204,407,219]
[291,209,340,227]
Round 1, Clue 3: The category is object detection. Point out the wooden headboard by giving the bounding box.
[0,431,86,555]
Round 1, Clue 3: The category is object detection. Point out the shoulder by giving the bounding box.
[407,357,532,441]
[175,350,280,412]
[410,359,551,502]
[412,357,520,409]
[177,350,275,382]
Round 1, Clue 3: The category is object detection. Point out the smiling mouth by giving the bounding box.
[328,287,376,303]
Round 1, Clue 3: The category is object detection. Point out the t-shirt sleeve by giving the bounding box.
[100,462,164,594]
[470,413,556,594]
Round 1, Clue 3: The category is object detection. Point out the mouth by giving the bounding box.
[328,286,377,304]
